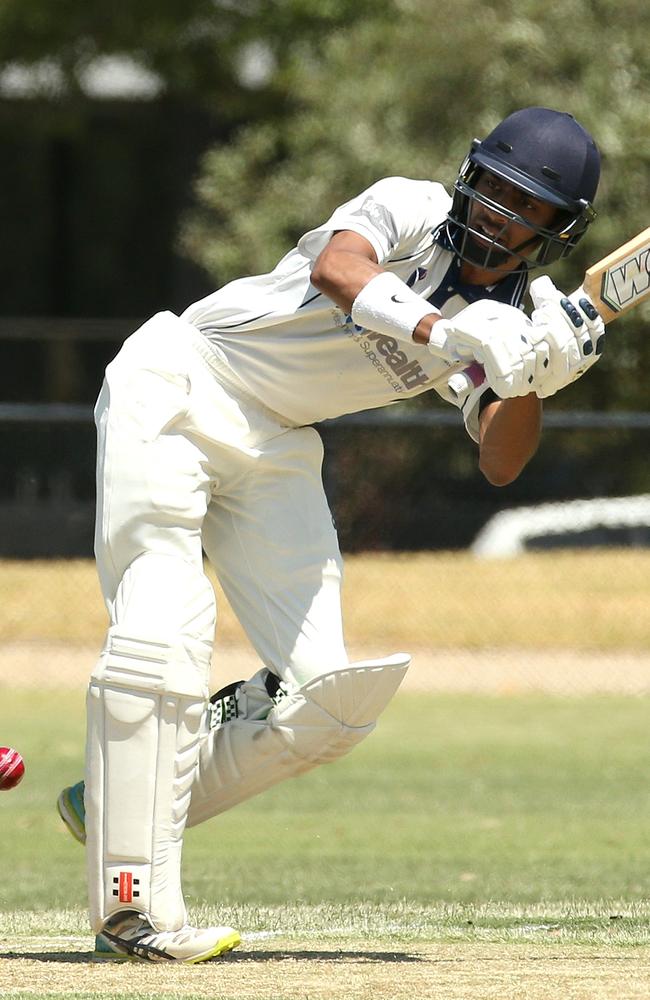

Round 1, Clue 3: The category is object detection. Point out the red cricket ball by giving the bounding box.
[0,747,25,790]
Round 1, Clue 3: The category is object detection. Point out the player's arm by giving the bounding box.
[311,230,445,338]
[477,394,542,486]
[310,230,381,307]
[313,229,447,342]
[312,231,576,411]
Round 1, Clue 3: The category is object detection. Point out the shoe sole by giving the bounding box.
[56,788,86,845]
[93,929,241,964]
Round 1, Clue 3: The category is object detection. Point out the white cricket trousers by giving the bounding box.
[94,311,348,686]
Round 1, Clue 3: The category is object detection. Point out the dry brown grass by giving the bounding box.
[342,549,650,650]
[2,550,650,650]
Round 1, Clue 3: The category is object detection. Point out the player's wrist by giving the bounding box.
[413,312,447,346]
[350,271,440,344]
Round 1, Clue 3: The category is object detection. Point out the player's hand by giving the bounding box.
[437,299,541,398]
[528,276,606,399]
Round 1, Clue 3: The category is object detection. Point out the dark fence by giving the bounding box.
[3,400,650,557]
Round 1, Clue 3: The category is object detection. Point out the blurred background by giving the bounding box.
[1,0,650,694]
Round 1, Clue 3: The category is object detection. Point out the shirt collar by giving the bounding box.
[431,222,529,309]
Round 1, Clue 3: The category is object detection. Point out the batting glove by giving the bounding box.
[528,275,606,399]
[432,299,541,399]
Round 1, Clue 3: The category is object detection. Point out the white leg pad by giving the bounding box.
[85,554,214,933]
[188,653,410,825]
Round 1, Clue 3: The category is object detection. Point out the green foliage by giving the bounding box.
[3,1,649,407]
[0,0,392,111]
[183,0,650,409]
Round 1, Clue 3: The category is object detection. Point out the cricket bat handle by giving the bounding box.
[447,362,486,405]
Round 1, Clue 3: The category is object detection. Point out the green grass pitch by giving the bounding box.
[2,689,650,999]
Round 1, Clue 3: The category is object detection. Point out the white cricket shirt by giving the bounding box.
[181,176,527,441]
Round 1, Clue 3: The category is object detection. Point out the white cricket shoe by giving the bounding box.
[94,911,240,963]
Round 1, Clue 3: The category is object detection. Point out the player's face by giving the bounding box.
[467,170,559,271]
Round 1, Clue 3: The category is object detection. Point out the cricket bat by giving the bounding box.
[448,226,650,403]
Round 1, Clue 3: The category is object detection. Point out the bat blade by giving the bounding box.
[582,226,650,323]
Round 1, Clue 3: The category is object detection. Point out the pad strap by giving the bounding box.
[351,272,440,343]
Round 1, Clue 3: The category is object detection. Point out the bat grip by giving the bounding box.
[447,362,486,405]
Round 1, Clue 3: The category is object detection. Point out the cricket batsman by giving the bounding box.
[57,107,603,962]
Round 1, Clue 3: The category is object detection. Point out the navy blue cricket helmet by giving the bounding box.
[447,107,601,269]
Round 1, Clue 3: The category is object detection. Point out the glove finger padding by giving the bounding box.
[485,347,538,398]
[570,288,606,356]
[444,299,539,398]
[529,274,561,311]
[529,276,605,398]
[521,351,536,391]
[531,276,605,346]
